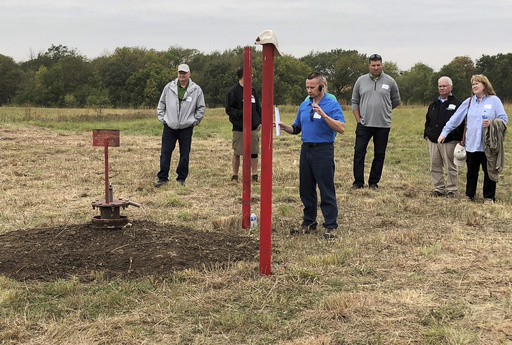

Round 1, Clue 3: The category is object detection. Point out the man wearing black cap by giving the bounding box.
[155,64,205,188]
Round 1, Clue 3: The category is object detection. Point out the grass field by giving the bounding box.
[1,104,512,344]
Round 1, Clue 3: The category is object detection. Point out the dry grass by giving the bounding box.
[1,105,512,344]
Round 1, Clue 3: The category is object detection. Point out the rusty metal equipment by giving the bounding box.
[91,129,140,229]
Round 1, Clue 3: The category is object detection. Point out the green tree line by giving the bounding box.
[1,44,511,109]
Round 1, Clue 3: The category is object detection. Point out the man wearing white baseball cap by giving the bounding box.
[155,63,205,188]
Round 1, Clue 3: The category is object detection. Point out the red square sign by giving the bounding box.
[93,129,120,147]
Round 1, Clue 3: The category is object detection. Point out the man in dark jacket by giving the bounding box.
[225,66,262,183]
[424,76,464,197]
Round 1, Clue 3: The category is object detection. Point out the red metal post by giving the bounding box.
[242,47,253,229]
[260,44,274,275]
[104,138,110,204]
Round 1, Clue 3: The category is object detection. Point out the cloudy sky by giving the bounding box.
[1,0,511,71]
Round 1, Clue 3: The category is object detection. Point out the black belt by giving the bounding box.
[302,142,333,147]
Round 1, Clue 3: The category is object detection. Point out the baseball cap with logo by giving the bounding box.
[178,64,190,73]
[453,143,467,167]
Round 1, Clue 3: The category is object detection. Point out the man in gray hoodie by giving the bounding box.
[351,54,400,190]
[155,64,206,188]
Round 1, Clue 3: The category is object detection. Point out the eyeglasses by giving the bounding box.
[309,108,314,122]
[369,54,382,61]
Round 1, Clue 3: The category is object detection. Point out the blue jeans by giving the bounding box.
[299,143,338,229]
[157,125,193,182]
[353,123,390,187]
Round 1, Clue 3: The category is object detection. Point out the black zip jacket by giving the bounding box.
[424,94,464,142]
[225,83,262,132]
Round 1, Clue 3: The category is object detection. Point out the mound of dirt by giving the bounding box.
[0,220,259,281]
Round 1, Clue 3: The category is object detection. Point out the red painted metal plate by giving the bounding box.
[93,129,120,147]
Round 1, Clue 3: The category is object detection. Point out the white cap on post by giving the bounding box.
[255,30,282,57]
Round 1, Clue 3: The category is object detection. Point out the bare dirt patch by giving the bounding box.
[0,220,259,282]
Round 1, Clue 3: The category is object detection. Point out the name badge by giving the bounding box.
[447,104,456,110]
[251,95,256,103]
[484,104,492,109]
[185,96,192,102]
[313,112,322,119]
[382,84,389,90]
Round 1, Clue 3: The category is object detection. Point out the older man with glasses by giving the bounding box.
[351,54,401,191]
[424,76,463,198]
[278,72,345,239]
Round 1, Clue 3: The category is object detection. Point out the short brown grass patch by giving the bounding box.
[1,105,512,344]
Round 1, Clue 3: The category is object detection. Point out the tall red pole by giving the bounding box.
[242,47,252,229]
[260,44,274,275]
[104,138,110,205]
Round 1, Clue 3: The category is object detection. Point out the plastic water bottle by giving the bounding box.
[250,212,257,229]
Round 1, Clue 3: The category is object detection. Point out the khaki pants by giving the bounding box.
[428,139,458,194]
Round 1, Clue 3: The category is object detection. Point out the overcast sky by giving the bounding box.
[1,0,511,71]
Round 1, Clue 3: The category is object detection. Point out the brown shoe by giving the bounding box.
[252,174,259,182]
[154,180,168,188]
[351,184,363,191]
[231,175,238,183]
[323,228,336,240]
[290,223,317,235]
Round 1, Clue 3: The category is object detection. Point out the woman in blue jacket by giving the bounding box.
[438,74,508,204]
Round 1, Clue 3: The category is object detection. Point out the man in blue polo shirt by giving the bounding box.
[278,72,345,239]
